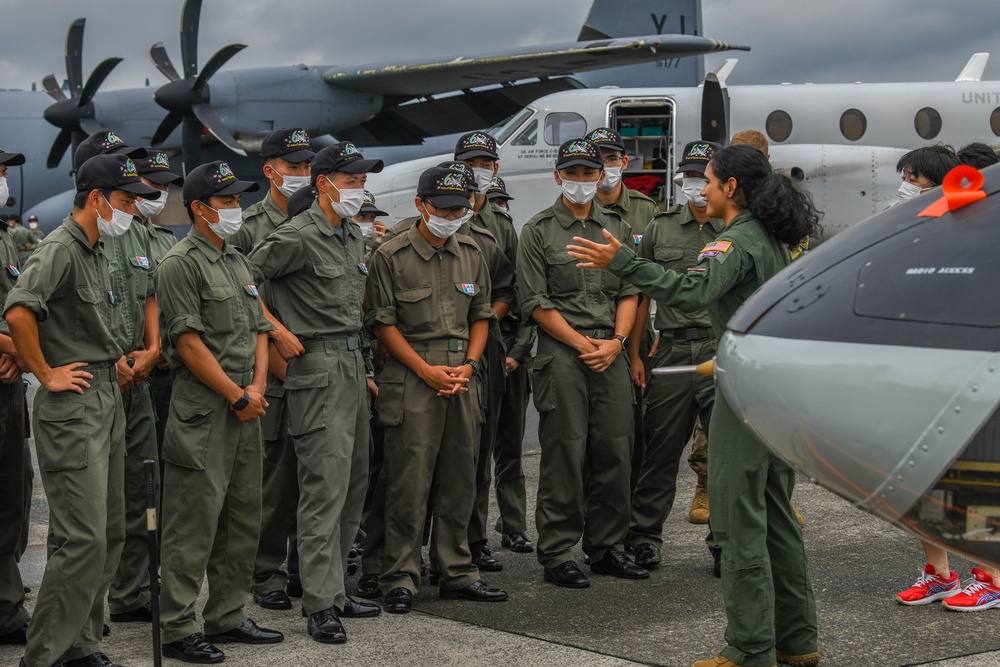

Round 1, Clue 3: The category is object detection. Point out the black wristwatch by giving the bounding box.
[232,391,251,411]
[613,334,628,351]
[463,358,482,374]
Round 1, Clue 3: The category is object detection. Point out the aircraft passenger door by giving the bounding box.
[608,98,676,210]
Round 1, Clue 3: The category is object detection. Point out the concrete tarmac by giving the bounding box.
[3,380,999,667]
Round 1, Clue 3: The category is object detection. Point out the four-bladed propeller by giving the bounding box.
[148,0,247,175]
[41,18,123,169]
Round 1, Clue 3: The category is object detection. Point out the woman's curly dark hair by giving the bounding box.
[709,144,821,246]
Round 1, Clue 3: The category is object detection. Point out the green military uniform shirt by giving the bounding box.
[609,209,790,335]
[473,201,517,271]
[518,196,639,330]
[639,204,725,331]
[142,219,178,269]
[249,199,368,338]
[4,216,122,366]
[106,219,154,354]
[155,230,274,374]
[603,186,659,242]
[232,192,286,255]
[0,221,20,336]
[11,226,33,268]
[366,224,494,340]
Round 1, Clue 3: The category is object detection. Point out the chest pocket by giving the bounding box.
[75,285,111,338]
[201,285,238,334]
[653,246,687,271]
[544,250,579,295]
[394,285,433,335]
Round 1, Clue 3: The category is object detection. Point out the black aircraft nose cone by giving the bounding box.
[153,79,207,115]
[43,98,93,131]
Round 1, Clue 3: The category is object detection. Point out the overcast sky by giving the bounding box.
[1,0,999,93]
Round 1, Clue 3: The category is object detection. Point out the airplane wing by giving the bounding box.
[322,34,748,97]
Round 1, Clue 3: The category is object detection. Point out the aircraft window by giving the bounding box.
[494,107,534,145]
[914,107,942,140]
[544,113,587,146]
[765,110,793,142]
[991,107,1000,137]
[839,109,867,141]
[512,119,538,146]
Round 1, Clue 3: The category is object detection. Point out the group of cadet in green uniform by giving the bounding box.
[0,122,822,667]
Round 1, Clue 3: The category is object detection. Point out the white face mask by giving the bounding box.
[423,211,466,238]
[28,222,38,230]
[897,180,927,202]
[0,177,8,206]
[97,195,134,237]
[272,169,310,199]
[326,179,366,218]
[202,205,243,239]
[681,177,709,208]
[599,166,622,191]
[472,167,494,194]
[136,190,167,219]
[560,178,599,205]
[355,221,376,242]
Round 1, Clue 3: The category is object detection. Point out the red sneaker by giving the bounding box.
[942,569,1000,612]
[895,563,960,605]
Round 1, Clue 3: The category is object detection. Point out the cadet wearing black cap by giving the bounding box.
[5,154,160,667]
[249,143,383,643]
[155,161,282,663]
[517,139,646,588]
[237,129,316,614]
[73,130,147,173]
[366,166,508,612]
[0,148,30,649]
[486,176,513,210]
[352,190,387,250]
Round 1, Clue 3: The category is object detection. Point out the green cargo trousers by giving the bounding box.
[469,325,505,547]
[252,374,299,597]
[108,381,158,614]
[285,338,369,615]
[533,332,633,569]
[23,368,126,667]
[158,372,262,644]
[628,336,715,548]
[0,379,28,635]
[710,390,818,667]
[492,354,530,535]
[378,347,481,595]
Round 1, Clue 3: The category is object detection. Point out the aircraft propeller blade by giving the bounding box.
[700,72,729,145]
[46,129,74,169]
[192,104,247,156]
[180,115,203,177]
[64,18,86,100]
[151,111,184,146]
[78,118,103,135]
[193,44,246,92]
[149,43,181,82]
[79,57,123,107]
[41,75,67,103]
[180,0,203,79]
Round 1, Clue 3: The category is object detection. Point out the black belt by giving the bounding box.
[80,364,117,383]
[300,335,361,352]
[660,327,714,341]
[408,338,466,352]
[573,328,615,340]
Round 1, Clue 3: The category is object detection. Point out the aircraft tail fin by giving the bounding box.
[956,53,989,82]
[573,0,705,88]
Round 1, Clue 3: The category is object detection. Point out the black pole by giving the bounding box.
[144,459,162,667]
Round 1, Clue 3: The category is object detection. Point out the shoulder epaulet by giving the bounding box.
[522,206,557,230]
[375,230,411,258]
[627,188,658,205]
[490,203,513,222]
[652,204,685,219]
[242,198,267,218]
[467,222,497,243]
[153,224,177,236]
[455,233,481,250]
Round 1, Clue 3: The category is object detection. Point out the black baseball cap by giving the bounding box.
[182,161,259,206]
[286,185,317,220]
[418,167,473,210]
[486,176,514,201]
[454,131,498,161]
[586,127,625,153]
[76,154,161,199]
[556,139,603,170]
[135,151,184,186]
[74,130,147,172]
[310,142,383,180]
[676,141,722,175]
[261,128,315,164]
[437,161,478,194]
[0,150,25,167]
[360,190,387,216]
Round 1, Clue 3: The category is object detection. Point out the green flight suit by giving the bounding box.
[155,229,273,644]
[10,226,32,270]
[517,197,639,569]
[106,218,159,616]
[608,209,818,667]
[249,200,371,615]
[237,193,300,597]
[366,223,493,595]
[5,216,126,667]
[0,221,28,638]
[627,204,724,549]
[142,219,177,467]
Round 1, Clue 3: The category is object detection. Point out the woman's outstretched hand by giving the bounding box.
[567,228,622,270]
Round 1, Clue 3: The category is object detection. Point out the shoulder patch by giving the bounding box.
[701,240,732,254]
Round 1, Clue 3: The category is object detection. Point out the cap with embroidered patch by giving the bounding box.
[676,141,722,175]
[310,142,383,178]
[0,150,25,167]
[418,167,473,210]
[182,160,259,206]
[486,176,514,201]
[135,151,183,186]
[76,154,161,199]
[454,131,498,161]
[261,128,315,164]
[437,161,479,194]
[556,139,603,170]
[360,190,387,217]
[586,127,625,153]
[74,130,147,172]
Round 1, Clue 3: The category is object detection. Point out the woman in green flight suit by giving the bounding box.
[567,144,821,667]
